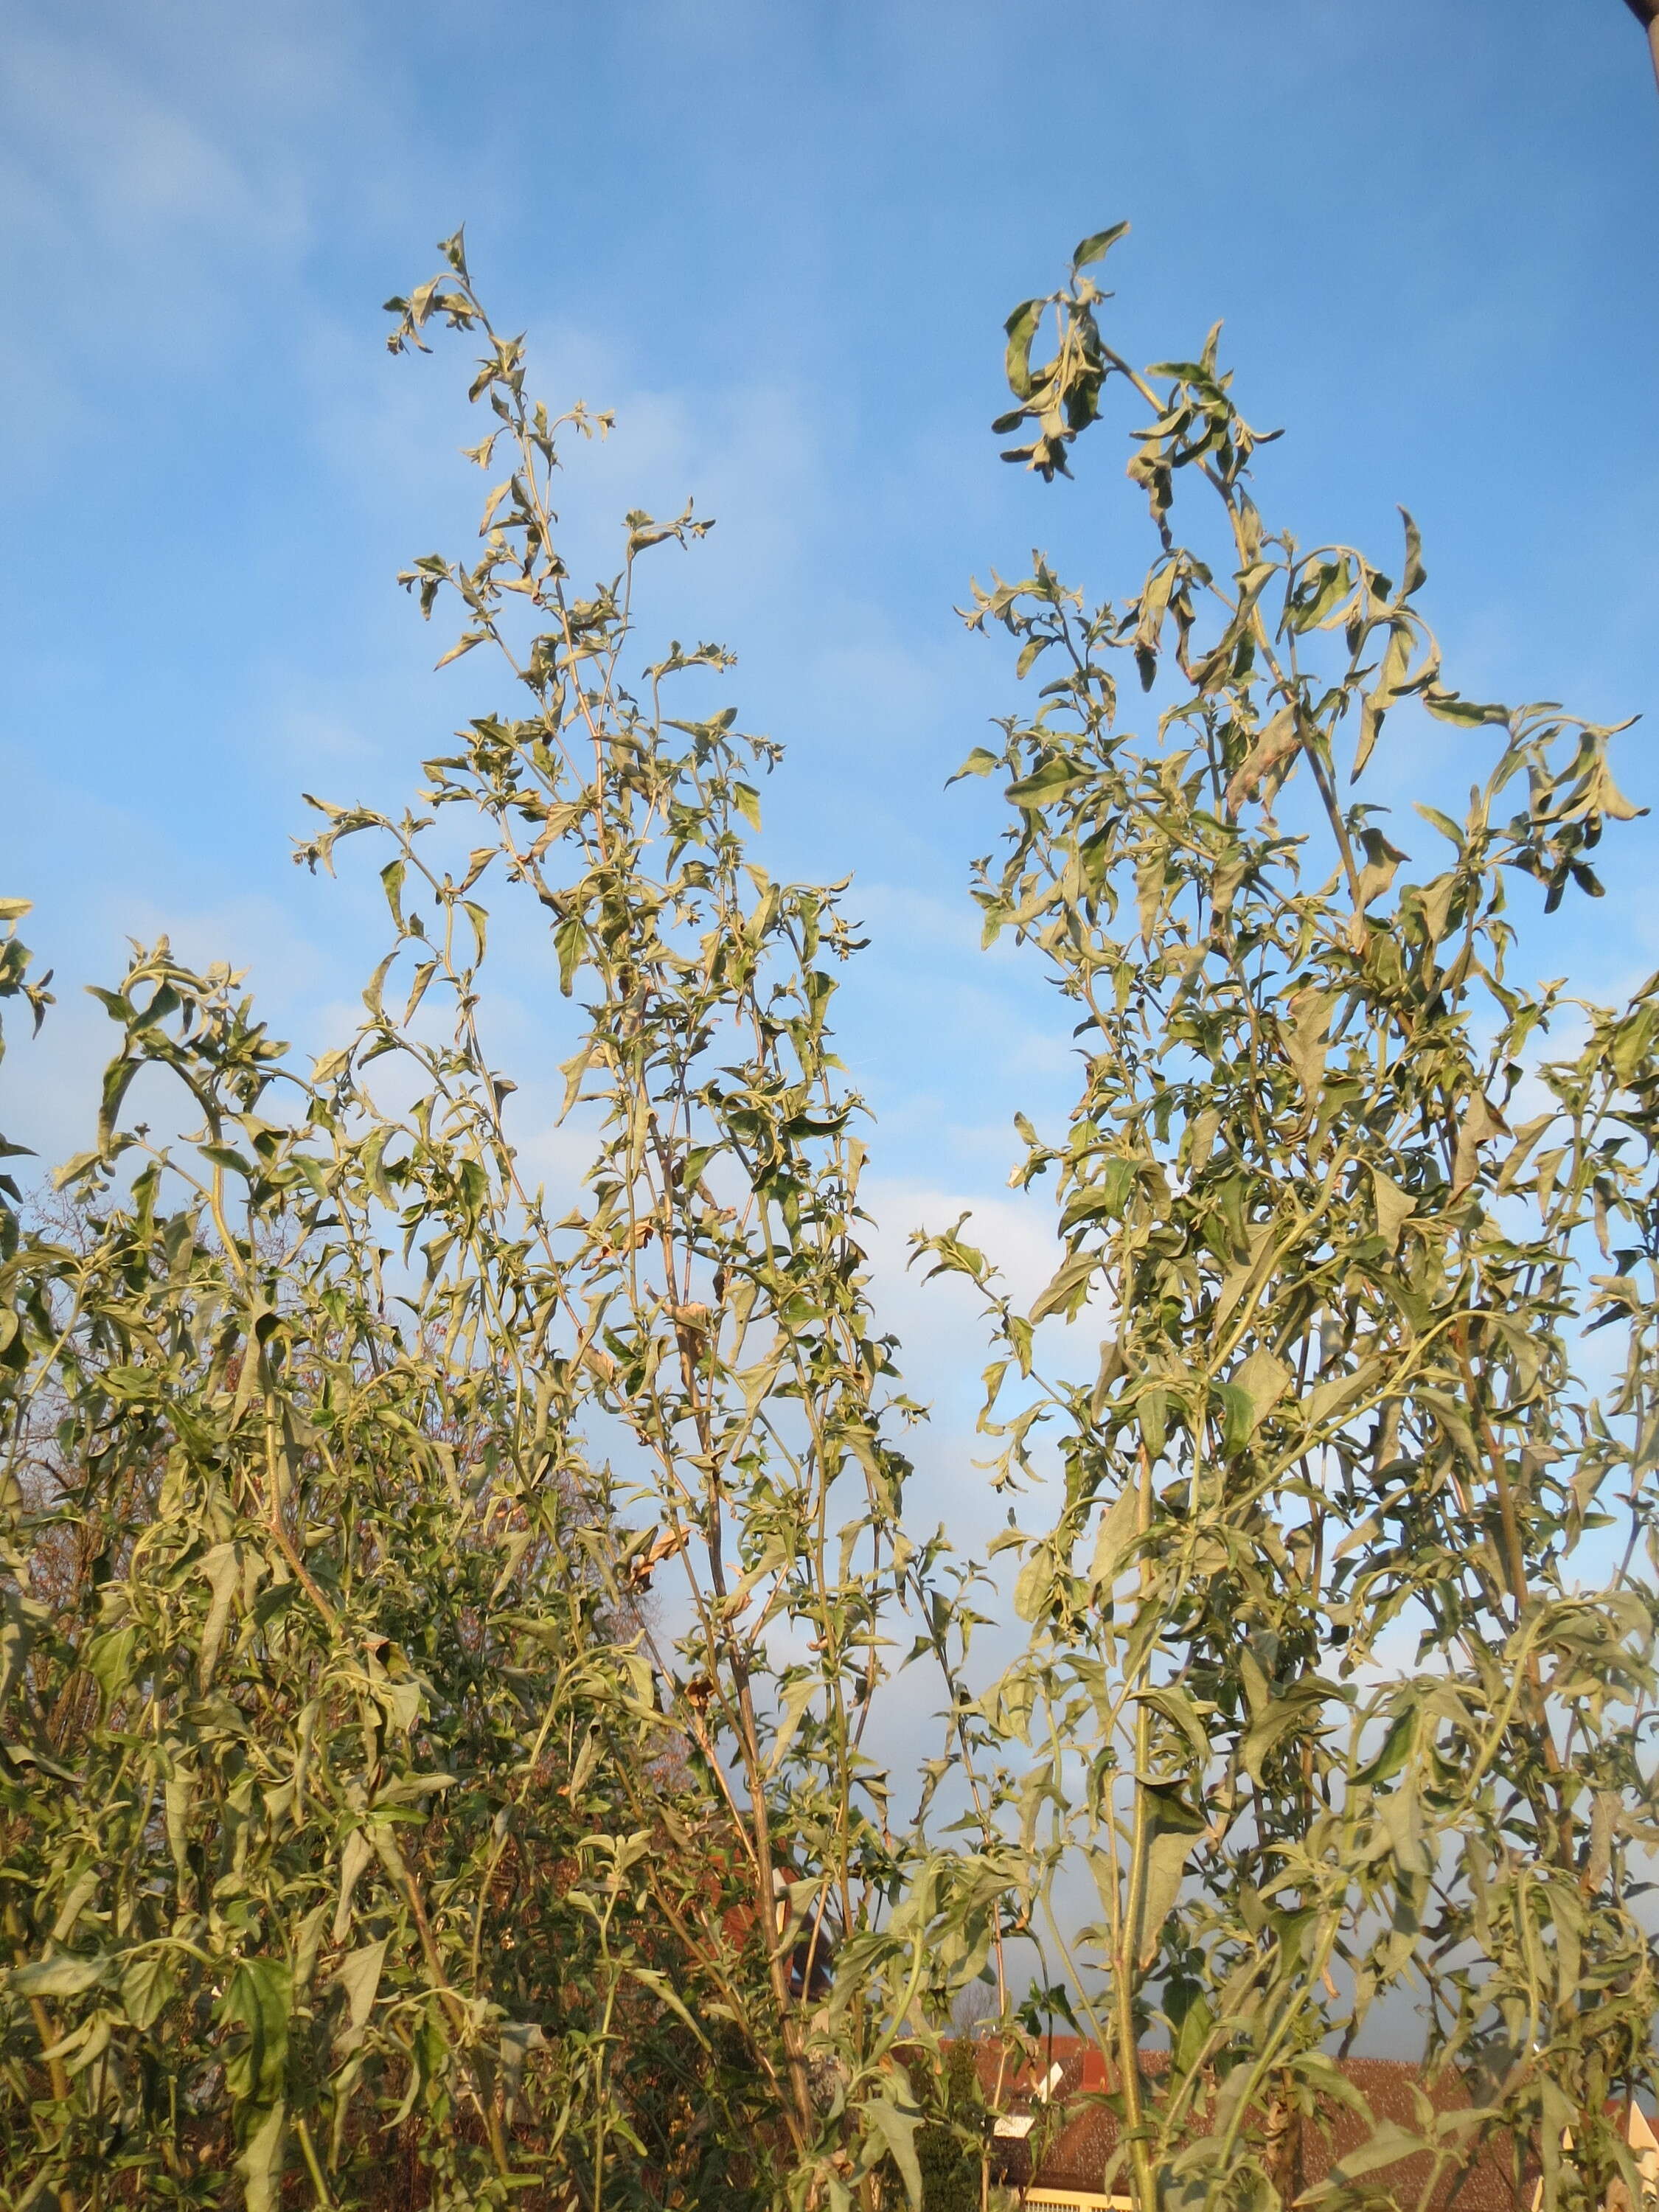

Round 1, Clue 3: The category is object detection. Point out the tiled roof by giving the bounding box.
[961,2040,1568,2211]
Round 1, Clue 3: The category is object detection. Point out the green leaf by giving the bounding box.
[1353,619,1411,781]
[1088,1486,1138,1590]
[358,1125,394,1207]
[765,1675,817,1776]
[198,1541,242,1690]
[1371,1167,1415,1253]
[1071,220,1130,271]
[434,629,487,670]
[362,950,396,1020]
[332,1829,375,1945]
[96,1054,139,1152]
[1282,985,1333,1098]
[1013,1545,1056,1624]
[1423,686,1506,726]
[1215,1380,1256,1456]
[1304,1354,1384,1433]
[1352,1707,1413,1790]
[1326,2120,1427,2183]
[12,1952,113,1998]
[862,2081,925,2208]
[1234,1343,1293,1427]
[628,1966,713,2049]
[0,1582,48,1713]
[119,1951,176,2031]
[1135,1683,1211,1765]
[237,2101,288,2212]
[218,1957,291,2108]
[1354,826,1408,909]
[1137,1385,1169,1461]
[380,859,406,930]
[1225,705,1300,813]
[1029,1248,1097,1325]
[330,1936,389,2043]
[199,1142,257,1181]
[1006,757,1085,807]
[1451,1091,1509,1192]
[554,914,584,997]
[1166,1978,1214,2078]
[948,746,1001,783]
[1003,298,1045,401]
[1135,1784,1206,1966]
[83,1625,137,1708]
[1413,802,1465,849]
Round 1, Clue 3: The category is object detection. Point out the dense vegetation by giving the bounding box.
[1,223,1655,2212]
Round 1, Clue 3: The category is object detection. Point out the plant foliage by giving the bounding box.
[0,223,1655,2212]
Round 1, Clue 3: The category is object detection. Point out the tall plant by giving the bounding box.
[930,222,1659,2211]
[0,236,987,2212]
[0,216,1654,2212]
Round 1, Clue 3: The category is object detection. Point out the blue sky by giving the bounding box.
[3,0,1658,1474]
